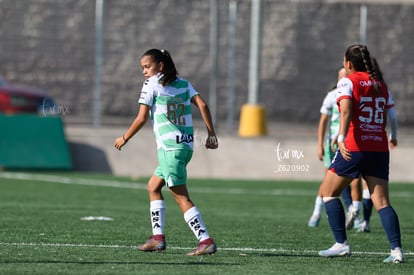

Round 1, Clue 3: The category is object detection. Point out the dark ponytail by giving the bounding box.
[371,57,384,82]
[142,49,178,86]
[345,44,381,95]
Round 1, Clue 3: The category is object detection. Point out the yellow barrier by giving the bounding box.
[238,104,267,137]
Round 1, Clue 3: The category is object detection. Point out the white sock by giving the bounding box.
[323,196,338,203]
[184,206,210,242]
[312,196,324,217]
[352,200,361,211]
[362,189,370,199]
[150,200,165,235]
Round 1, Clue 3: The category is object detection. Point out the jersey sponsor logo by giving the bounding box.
[176,131,194,144]
[359,80,383,88]
[337,81,351,95]
[360,123,382,133]
[359,80,374,87]
[361,134,383,142]
[139,91,147,99]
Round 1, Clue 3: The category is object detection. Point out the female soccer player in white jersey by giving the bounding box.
[114,49,218,256]
[318,45,403,263]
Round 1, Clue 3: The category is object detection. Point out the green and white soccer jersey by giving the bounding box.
[320,89,340,140]
[320,89,340,167]
[139,74,197,151]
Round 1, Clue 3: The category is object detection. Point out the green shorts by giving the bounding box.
[323,138,336,168]
[154,149,193,187]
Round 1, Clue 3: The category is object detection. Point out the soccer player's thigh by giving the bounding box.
[161,149,192,187]
[321,170,351,197]
[363,152,390,210]
[321,152,359,197]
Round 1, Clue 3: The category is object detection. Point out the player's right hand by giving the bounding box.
[338,142,351,161]
[114,136,127,150]
[205,135,218,149]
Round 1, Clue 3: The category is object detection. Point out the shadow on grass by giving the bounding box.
[0,259,238,266]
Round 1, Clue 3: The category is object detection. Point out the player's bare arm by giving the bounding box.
[338,98,352,161]
[191,95,218,149]
[114,104,150,150]
[317,114,329,161]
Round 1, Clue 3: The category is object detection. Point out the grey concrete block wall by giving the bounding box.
[65,123,414,181]
[1,0,414,125]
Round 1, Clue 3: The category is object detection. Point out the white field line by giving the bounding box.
[0,172,412,198]
[1,242,412,256]
[0,172,313,196]
[0,172,148,190]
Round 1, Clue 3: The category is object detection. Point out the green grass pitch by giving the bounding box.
[0,172,412,274]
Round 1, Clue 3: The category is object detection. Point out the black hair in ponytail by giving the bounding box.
[142,49,178,86]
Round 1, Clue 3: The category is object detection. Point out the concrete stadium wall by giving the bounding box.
[1,0,414,125]
[65,123,414,182]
